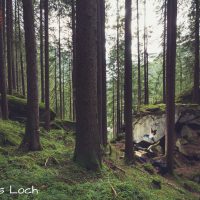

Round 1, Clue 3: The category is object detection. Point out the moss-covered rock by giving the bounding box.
[136,104,166,116]
[0,95,56,122]
[51,120,76,132]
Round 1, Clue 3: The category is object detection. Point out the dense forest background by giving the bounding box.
[0,0,200,199]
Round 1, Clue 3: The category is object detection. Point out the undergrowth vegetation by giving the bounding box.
[0,120,199,200]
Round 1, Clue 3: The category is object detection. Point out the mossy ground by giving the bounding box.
[0,120,199,200]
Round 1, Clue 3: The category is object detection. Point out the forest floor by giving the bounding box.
[0,120,199,200]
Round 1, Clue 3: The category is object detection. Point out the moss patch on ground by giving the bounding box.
[0,120,199,200]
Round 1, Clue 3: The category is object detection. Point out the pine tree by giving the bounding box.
[101,0,107,147]
[0,0,8,120]
[44,0,50,131]
[17,0,25,96]
[163,0,167,103]
[20,0,42,151]
[71,0,76,121]
[116,0,121,136]
[137,0,141,109]
[166,0,177,174]
[6,0,13,94]
[74,0,101,170]
[124,0,133,163]
[192,0,200,103]
[40,0,45,102]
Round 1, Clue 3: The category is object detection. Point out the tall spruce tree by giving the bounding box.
[166,0,177,174]
[20,0,42,151]
[124,0,133,163]
[44,0,50,131]
[0,0,8,120]
[192,0,200,103]
[74,0,101,170]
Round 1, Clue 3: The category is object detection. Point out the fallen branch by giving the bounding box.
[103,159,126,174]
[110,184,117,198]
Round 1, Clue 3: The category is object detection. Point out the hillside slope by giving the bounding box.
[0,120,199,200]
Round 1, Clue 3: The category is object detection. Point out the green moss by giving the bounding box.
[0,120,24,146]
[0,120,199,200]
[134,104,166,115]
[0,95,56,121]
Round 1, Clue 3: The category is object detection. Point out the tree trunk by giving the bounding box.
[44,0,50,131]
[2,0,5,54]
[17,0,25,96]
[137,0,141,109]
[97,0,103,144]
[74,0,101,170]
[116,0,120,137]
[124,0,133,163]
[112,78,116,137]
[20,0,42,151]
[120,73,123,130]
[101,0,107,147]
[193,0,200,104]
[163,0,167,103]
[166,0,177,174]
[40,0,44,103]
[69,56,72,120]
[6,0,13,94]
[10,0,16,91]
[15,0,19,92]
[146,52,149,102]
[62,61,65,119]
[0,0,8,120]
[143,0,148,105]
[58,12,63,119]
[71,0,76,121]
[55,49,58,114]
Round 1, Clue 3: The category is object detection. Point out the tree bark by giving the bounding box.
[62,60,65,119]
[101,0,107,147]
[166,0,177,174]
[15,0,19,92]
[71,0,76,121]
[97,0,103,144]
[163,0,167,103]
[6,0,13,94]
[124,0,133,163]
[137,0,141,109]
[40,0,44,103]
[10,0,16,91]
[2,0,5,53]
[0,0,8,120]
[74,0,101,170]
[55,49,58,114]
[20,0,42,151]
[44,0,50,131]
[58,11,63,119]
[116,0,120,137]
[144,0,148,105]
[193,0,200,104]
[17,0,25,96]
[112,78,116,137]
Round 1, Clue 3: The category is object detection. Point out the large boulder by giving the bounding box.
[0,95,56,122]
[133,104,200,142]
[133,104,200,160]
[51,120,76,132]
